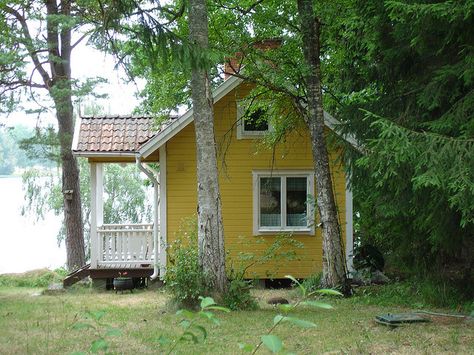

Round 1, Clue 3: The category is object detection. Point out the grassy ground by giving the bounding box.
[0,285,472,355]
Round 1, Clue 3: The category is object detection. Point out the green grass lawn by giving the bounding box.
[0,286,472,354]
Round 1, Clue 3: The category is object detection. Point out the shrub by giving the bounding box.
[165,218,212,308]
[222,276,258,311]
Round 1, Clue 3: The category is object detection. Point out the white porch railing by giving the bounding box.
[97,223,156,268]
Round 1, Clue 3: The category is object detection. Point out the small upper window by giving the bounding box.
[237,102,270,139]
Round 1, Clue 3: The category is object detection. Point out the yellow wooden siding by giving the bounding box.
[166,86,347,279]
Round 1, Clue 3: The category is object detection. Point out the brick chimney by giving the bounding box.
[224,52,243,80]
[223,38,282,80]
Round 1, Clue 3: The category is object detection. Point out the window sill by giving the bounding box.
[237,131,268,140]
[254,228,315,236]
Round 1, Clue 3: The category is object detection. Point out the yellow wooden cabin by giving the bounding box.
[70,75,354,284]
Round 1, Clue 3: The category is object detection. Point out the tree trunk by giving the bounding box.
[56,99,86,271]
[47,0,85,271]
[188,0,227,293]
[297,0,350,294]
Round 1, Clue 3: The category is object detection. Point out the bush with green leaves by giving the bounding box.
[165,218,212,308]
[222,276,258,311]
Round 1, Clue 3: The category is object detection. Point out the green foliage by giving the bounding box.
[353,278,473,313]
[18,125,61,165]
[102,163,153,224]
[165,217,212,308]
[321,0,474,281]
[300,273,323,295]
[221,276,258,311]
[157,296,230,354]
[0,268,67,288]
[71,310,122,354]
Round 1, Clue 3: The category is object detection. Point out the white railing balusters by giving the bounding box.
[96,223,155,268]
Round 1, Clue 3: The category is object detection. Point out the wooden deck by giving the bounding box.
[89,267,153,279]
[63,264,155,287]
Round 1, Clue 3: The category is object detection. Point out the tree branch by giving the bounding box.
[71,32,88,51]
[214,0,265,15]
[3,5,51,87]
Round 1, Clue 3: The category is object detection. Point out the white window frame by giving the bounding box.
[252,170,315,235]
[236,101,272,139]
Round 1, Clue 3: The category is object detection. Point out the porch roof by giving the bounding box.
[72,115,176,157]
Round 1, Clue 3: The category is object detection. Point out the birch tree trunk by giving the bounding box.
[297,0,350,294]
[188,0,227,293]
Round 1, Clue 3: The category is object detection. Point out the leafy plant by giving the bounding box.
[239,275,342,354]
[300,272,323,295]
[157,296,230,354]
[165,217,212,308]
[71,310,122,354]
[222,276,258,311]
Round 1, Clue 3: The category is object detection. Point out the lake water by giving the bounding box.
[0,176,66,273]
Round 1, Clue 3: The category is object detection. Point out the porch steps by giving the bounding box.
[63,264,91,287]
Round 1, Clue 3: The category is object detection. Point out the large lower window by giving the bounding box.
[253,171,315,234]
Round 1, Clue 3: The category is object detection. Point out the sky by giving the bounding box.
[0,41,142,128]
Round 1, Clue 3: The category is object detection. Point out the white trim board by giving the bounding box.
[139,75,358,158]
[71,116,81,152]
[158,145,168,277]
[72,151,138,158]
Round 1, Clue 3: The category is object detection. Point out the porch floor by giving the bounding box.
[63,264,155,287]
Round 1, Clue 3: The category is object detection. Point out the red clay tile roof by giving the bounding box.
[73,115,167,154]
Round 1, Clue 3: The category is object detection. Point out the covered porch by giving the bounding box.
[89,162,164,275]
[72,115,168,279]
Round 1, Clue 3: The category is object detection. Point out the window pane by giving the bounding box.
[244,108,269,132]
[286,177,307,227]
[260,177,281,227]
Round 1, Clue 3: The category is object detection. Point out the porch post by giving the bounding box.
[159,145,167,276]
[90,162,104,268]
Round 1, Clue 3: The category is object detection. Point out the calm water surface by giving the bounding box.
[0,176,65,273]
